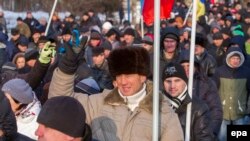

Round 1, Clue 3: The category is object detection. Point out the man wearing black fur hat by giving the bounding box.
[162,63,214,141]
[48,43,184,140]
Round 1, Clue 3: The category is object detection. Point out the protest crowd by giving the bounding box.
[0,0,250,140]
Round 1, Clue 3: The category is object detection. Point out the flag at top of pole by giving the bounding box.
[197,0,206,20]
[142,0,174,26]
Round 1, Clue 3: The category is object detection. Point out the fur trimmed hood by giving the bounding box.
[104,81,162,114]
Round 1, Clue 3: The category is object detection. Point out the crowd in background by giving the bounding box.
[0,0,250,141]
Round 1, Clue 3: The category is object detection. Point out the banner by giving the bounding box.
[142,0,174,26]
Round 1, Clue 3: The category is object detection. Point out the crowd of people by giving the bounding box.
[0,0,250,141]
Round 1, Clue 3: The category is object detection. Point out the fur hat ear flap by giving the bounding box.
[108,47,150,79]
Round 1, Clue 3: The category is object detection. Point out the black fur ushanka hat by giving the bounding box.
[108,47,150,79]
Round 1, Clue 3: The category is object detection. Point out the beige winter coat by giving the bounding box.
[49,68,184,141]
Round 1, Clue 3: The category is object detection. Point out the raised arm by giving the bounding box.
[49,35,88,98]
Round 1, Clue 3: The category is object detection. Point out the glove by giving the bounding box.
[38,42,56,64]
[58,36,88,74]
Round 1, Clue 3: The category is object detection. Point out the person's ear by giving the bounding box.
[140,75,147,83]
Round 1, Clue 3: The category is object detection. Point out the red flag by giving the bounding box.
[142,0,175,26]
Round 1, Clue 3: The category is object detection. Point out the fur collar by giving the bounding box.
[104,81,162,114]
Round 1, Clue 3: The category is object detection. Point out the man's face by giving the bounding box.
[213,39,223,47]
[163,38,177,53]
[32,33,41,42]
[27,13,32,19]
[35,124,73,141]
[228,55,241,68]
[16,57,25,69]
[195,45,205,56]
[38,42,46,49]
[17,21,22,25]
[90,39,101,47]
[26,59,36,68]
[124,35,134,45]
[104,49,111,58]
[82,15,89,21]
[164,77,187,98]
[62,34,71,42]
[212,27,220,34]
[115,74,146,96]
[18,45,28,52]
[181,62,190,78]
[92,54,105,66]
[11,34,20,41]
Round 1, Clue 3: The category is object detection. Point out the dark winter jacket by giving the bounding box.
[90,15,102,29]
[23,17,40,33]
[0,32,16,62]
[179,49,222,136]
[207,44,226,67]
[47,20,63,39]
[193,74,222,136]
[0,91,17,141]
[213,47,250,120]
[196,50,217,77]
[166,92,214,141]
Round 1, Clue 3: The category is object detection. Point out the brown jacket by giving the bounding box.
[49,68,184,141]
[16,23,31,39]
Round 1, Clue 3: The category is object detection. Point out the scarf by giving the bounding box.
[165,86,188,110]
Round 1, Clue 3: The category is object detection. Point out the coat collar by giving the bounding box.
[104,81,162,114]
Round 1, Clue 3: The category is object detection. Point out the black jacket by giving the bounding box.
[175,94,214,141]
[193,74,222,136]
[196,50,217,77]
[0,92,17,141]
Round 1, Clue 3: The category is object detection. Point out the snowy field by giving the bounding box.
[3,10,107,31]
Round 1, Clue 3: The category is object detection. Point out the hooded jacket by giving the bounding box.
[49,68,184,141]
[213,47,250,120]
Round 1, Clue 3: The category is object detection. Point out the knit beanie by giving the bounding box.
[90,32,101,40]
[102,21,113,31]
[2,78,33,104]
[37,96,86,138]
[161,26,180,41]
[162,62,188,83]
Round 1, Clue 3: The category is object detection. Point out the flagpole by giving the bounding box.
[140,0,144,38]
[141,15,144,38]
[183,3,193,26]
[127,0,131,22]
[152,0,160,140]
[45,0,59,36]
[185,0,198,140]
